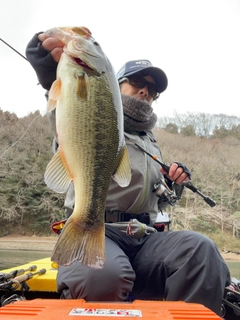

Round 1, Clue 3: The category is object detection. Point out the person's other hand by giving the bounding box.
[38,33,64,62]
[160,162,191,185]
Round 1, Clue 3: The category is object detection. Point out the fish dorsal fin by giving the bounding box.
[112,145,132,187]
[44,150,72,193]
[47,78,62,112]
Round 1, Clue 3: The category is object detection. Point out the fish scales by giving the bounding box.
[44,26,131,268]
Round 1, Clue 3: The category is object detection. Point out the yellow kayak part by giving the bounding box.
[0,257,57,292]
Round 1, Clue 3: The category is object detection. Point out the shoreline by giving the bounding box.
[0,235,57,252]
[0,235,240,262]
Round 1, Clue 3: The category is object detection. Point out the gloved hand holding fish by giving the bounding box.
[44,26,131,268]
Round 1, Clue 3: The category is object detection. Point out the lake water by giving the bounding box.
[0,249,240,280]
[0,249,52,270]
[226,260,240,279]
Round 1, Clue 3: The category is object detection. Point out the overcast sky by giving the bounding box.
[0,0,239,119]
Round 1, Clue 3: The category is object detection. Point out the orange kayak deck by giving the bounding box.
[0,299,221,319]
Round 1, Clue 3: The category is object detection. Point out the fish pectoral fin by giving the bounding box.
[112,144,132,187]
[47,78,62,112]
[44,150,72,193]
[51,216,105,268]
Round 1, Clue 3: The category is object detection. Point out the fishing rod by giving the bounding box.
[125,135,216,207]
[0,268,46,289]
[0,37,42,94]
[0,268,46,307]
[0,265,37,284]
[13,268,46,285]
[17,265,37,274]
[0,38,28,61]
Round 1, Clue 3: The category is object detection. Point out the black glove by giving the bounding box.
[25,33,58,90]
[173,162,192,179]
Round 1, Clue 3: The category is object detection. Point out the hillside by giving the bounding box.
[0,109,240,252]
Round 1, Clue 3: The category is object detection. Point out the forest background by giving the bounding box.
[0,109,240,254]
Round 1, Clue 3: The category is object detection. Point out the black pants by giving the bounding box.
[57,225,230,316]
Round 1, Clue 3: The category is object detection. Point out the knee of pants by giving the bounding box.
[182,230,221,255]
[171,230,225,265]
[165,230,219,253]
[57,238,136,301]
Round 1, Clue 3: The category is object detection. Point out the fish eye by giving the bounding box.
[93,40,99,46]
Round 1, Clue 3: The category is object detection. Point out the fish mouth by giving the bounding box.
[74,57,93,71]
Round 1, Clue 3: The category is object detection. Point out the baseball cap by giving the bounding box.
[117,59,168,94]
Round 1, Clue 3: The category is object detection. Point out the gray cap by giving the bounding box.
[117,59,168,93]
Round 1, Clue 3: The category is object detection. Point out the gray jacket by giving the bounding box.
[47,110,170,225]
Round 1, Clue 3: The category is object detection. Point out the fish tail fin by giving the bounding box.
[51,216,105,269]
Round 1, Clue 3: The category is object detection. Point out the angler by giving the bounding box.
[25,27,230,317]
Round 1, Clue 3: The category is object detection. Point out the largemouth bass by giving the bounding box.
[44,26,131,268]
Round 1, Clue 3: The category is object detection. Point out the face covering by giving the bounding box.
[121,94,157,131]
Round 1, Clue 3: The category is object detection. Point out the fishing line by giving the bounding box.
[0,38,28,61]
[0,114,41,160]
[0,37,44,160]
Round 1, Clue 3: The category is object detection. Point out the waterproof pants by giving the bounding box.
[57,225,230,316]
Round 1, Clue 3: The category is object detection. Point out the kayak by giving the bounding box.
[0,257,57,292]
[0,257,60,303]
[0,257,236,319]
[0,298,222,320]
